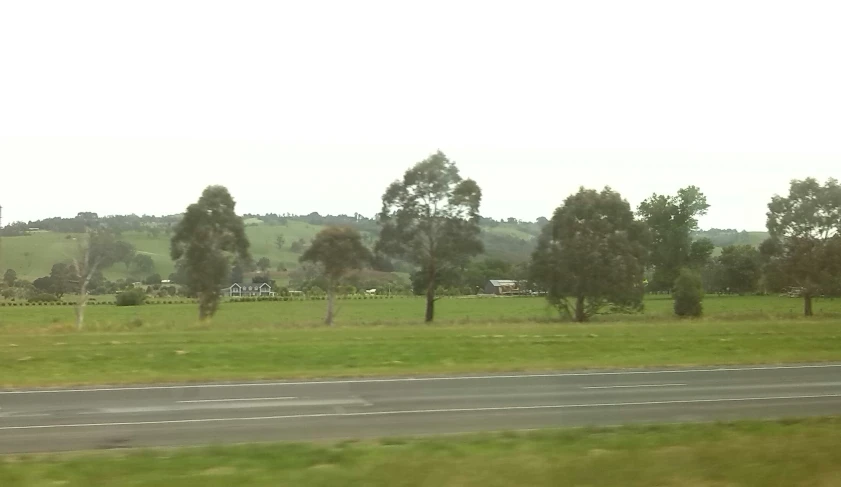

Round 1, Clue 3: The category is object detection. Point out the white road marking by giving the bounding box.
[1,393,840,431]
[77,398,370,414]
[2,364,840,394]
[177,397,297,403]
[583,383,686,389]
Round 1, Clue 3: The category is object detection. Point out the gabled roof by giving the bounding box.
[488,279,519,286]
[228,282,271,290]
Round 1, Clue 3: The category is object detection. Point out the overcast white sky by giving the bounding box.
[2,0,840,231]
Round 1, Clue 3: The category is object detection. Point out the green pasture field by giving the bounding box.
[1,295,841,387]
[0,294,837,329]
[3,417,841,486]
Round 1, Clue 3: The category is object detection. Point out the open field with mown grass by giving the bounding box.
[2,296,841,387]
[2,294,838,329]
[3,417,841,486]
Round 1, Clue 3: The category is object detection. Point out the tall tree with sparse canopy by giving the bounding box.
[376,151,483,322]
[72,229,121,329]
[637,186,713,292]
[530,187,649,322]
[170,186,251,320]
[300,226,372,325]
[763,177,841,316]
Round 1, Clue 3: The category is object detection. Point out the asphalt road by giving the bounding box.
[2,363,841,453]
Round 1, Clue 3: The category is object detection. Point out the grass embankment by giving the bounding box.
[2,319,841,387]
[3,417,841,486]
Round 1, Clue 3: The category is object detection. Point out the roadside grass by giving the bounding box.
[2,417,841,486]
[2,318,841,387]
[1,295,840,387]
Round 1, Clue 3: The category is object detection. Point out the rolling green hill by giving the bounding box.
[0,214,768,283]
[0,218,542,281]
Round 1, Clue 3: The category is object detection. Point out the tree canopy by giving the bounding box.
[531,187,649,322]
[170,185,251,320]
[716,244,762,295]
[637,186,712,292]
[763,177,841,315]
[3,268,16,287]
[376,151,483,322]
[256,257,271,273]
[300,225,372,325]
[673,267,703,317]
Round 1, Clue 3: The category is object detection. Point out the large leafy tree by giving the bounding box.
[763,178,841,316]
[170,185,251,320]
[376,151,483,322]
[531,187,649,322]
[131,254,155,275]
[115,241,137,269]
[300,226,372,325]
[716,244,762,295]
[637,186,713,292]
[48,262,77,298]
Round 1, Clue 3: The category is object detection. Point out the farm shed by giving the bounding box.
[484,279,522,295]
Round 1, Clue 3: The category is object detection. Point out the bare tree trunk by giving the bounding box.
[73,246,95,331]
[425,263,436,323]
[198,292,208,321]
[75,295,86,330]
[804,293,813,317]
[425,285,435,323]
[574,295,587,322]
[325,286,335,326]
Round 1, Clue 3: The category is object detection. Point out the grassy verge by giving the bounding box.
[3,417,841,486]
[2,320,841,387]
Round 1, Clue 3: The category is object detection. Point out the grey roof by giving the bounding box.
[226,283,270,290]
[488,279,519,286]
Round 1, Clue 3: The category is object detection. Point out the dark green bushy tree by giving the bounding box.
[673,267,703,317]
[530,187,649,322]
[170,186,251,320]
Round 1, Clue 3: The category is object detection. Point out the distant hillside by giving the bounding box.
[693,228,769,256]
[0,213,545,281]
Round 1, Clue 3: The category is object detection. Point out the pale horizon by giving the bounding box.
[2,0,840,232]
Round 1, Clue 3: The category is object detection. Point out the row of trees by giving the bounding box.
[160,151,841,324]
[529,178,841,321]
[5,151,837,326]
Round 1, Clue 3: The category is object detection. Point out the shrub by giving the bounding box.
[116,289,146,307]
[29,293,58,303]
[674,267,703,317]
